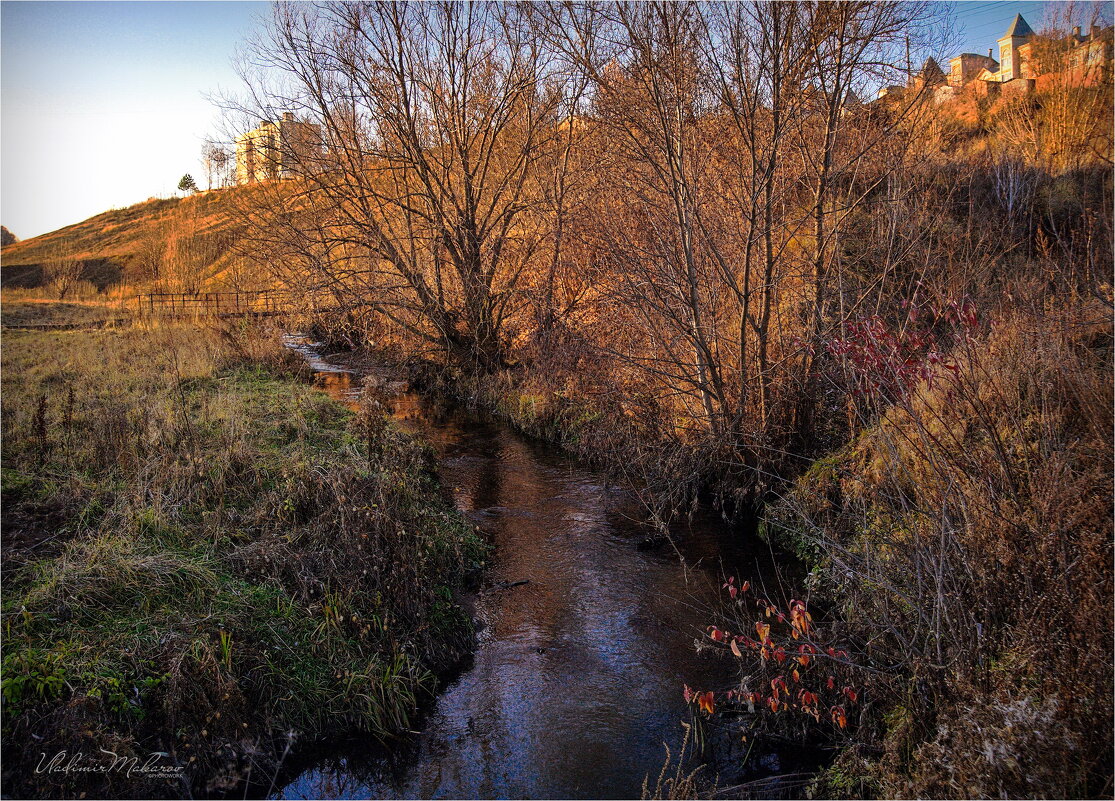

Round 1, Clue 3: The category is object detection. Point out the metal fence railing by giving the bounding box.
[137,290,283,317]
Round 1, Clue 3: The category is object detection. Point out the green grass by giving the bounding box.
[1,322,484,798]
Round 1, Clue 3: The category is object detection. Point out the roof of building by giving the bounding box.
[1001,14,1035,39]
[920,57,946,80]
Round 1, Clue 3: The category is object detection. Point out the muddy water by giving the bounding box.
[275,337,798,800]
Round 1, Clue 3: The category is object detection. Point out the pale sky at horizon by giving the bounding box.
[2,1,268,240]
[1,0,1109,241]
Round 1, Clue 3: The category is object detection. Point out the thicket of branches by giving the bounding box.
[225,0,947,485]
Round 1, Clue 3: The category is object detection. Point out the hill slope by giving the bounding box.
[1,188,247,293]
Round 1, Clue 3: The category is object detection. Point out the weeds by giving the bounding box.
[693,300,1113,799]
[0,321,483,798]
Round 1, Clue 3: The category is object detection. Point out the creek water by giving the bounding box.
[271,336,807,800]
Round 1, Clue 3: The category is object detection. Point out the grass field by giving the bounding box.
[1,299,127,328]
[0,318,483,798]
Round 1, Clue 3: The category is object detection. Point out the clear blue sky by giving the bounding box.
[948,1,1109,56]
[1,1,1111,240]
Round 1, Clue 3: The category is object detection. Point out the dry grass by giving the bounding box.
[0,320,483,798]
[764,305,1113,799]
[1,299,128,328]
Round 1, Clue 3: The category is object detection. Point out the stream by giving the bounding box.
[270,336,813,800]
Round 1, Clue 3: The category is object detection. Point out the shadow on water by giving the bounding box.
[262,336,824,800]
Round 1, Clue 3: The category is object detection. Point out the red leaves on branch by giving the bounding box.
[770,675,789,697]
[689,594,861,735]
[789,599,813,638]
[826,295,979,402]
[797,644,815,667]
[755,621,771,643]
[684,685,716,715]
[721,576,751,600]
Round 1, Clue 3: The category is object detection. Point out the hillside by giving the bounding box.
[0,187,249,294]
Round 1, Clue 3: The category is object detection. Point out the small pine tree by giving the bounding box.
[178,174,198,193]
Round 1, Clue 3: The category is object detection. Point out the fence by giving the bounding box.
[137,290,284,317]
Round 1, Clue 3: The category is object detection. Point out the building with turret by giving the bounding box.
[959,13,1110,97]
[996,13,1035,82]
[886,12,1114,104]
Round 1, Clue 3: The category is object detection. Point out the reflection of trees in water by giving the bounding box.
[279,341,817,798]
[268,731,424,798]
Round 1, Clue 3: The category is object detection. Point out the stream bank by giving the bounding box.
[0,324,482,800]
[272,336,826,800]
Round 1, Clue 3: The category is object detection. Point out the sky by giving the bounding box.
[1,1,1110,240]
[2,1,267,239]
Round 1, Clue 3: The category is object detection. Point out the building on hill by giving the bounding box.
[235,113,321,184]
[948,52,999,88]
[958,13,1112,98]
[909,57,947,92]
[1044,22,1115,89]
[877,13,1114,105]
[875,58,945,102]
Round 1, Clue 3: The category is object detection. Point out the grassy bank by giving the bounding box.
[0,320,483,798]
[693,304,1113,799]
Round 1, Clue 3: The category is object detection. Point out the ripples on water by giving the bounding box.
[269,336,808,800]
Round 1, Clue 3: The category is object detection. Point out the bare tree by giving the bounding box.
[202,139,232,190]
[538,1,937,450]
[225,2,566,371]
[42,245,85,300]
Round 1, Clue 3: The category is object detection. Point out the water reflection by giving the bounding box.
[275,337,796,800]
